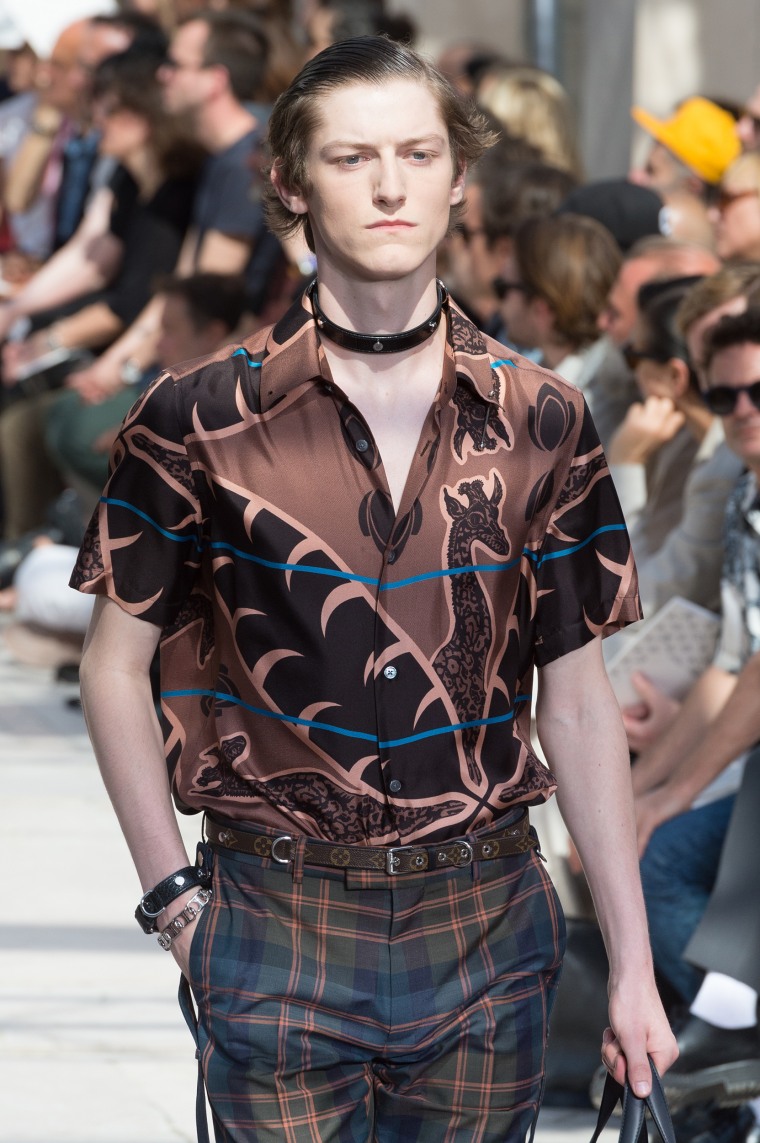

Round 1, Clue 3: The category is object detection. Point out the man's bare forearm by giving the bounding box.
[665,651,760,804]
[630,665,736,795]
[80,598,190,892]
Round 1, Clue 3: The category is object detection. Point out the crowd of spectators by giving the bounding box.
[0,5,758,1141]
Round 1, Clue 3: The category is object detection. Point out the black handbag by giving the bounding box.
[590,1057,676,1143]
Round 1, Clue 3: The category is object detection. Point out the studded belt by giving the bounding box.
[205,809,537,876]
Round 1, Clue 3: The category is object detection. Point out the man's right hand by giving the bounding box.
[607,396,685,465]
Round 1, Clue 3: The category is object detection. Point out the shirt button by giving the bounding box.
[383,665,398,680]
[388,779,402,794]
[355,439,369,452]
[387,551,396,564]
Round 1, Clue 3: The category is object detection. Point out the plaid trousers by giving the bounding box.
[185,819,566,1143]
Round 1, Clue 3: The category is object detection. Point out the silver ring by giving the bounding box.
[270,835,293,864]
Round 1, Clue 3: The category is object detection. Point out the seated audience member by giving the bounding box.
[3,13,166,267]
[618,265,760,761]
[0,36,52,277]
[0,272,248,664]
[45,272,249,503]
[0,47,202,539]
[629,96,739,257]
[444,135,575,340]
[709,152,760,263]
[631,310,760,1015]
[474,63,582,177]
[497,212,621,440]
[630,96,740,204]
[608,277,741,614]
[593,236,720,451]
[64,8,286,409]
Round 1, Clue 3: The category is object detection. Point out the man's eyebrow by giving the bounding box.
[319,134,447,154]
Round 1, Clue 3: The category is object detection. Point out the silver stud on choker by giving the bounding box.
[307,278,447,354]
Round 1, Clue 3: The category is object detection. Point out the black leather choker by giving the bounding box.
[307,278,447,354]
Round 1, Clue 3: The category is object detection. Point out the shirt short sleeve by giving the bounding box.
[533,400,642,666]
[70,373,203,626]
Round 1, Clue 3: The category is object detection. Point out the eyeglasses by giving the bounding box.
[492,277,530,301]
[701,381,760,415]
[714,188,760,213]
[621,343,670,371]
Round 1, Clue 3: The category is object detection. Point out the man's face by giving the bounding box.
[75,22,133,105]
[43,23,86,117]
[497,252,541,350]
[709,165,760,262]
[686,296,747,384]
[597,257,658,348]
[283,79,464,283]
[443,182,503,313]
[630,141,684,195]
[159,21,215,118]
[706,342,760,472]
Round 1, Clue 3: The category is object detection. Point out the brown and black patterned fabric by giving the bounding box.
[71,290,641,845]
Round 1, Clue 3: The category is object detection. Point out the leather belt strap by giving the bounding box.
[205,810,537,876]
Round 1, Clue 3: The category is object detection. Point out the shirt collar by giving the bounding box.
[258,286,505,413]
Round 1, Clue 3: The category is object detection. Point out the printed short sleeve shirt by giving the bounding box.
[72,291,641,845]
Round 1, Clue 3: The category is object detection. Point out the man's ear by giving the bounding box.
[450,164,466,207]
[669,356,691,399]
[270,162,309,216]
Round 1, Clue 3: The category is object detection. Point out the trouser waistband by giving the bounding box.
[204,808,537,877]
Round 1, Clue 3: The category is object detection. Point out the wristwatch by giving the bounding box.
[120,357,144,386]
[157,888,213,950]
[135,865,208,933]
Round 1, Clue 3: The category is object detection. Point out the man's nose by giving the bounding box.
[374,158,406,205]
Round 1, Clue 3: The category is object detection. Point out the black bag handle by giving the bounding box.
[590,1057,676,1143]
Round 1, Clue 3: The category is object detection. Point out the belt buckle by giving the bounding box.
[386,845,427,875]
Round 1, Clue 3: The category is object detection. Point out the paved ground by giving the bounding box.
[0,619,617,1143]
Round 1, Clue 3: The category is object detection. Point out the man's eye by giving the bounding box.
[339,155,363,167]
[410,151,431,161]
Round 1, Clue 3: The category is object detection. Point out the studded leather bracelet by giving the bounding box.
[157,888,213,950]
[135,865,209,934]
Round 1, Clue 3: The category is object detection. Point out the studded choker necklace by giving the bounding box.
[307,278,447,354]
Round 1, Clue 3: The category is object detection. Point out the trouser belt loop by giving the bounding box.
[290,834,306,885]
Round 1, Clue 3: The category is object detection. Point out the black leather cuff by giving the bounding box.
[135,865,208,933]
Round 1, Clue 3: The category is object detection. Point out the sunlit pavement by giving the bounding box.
[1,621,616,1142]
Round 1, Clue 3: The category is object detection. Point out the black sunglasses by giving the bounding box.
[492,277,530,301]
[621,343,670,371]
[701,381,760,415]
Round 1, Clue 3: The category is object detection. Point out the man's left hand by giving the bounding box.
[602,975,679,1095]
[634,784,688,857]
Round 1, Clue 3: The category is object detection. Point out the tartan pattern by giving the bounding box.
[187,840,566,1142]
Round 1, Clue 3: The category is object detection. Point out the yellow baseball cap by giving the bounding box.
[631,97,741,185]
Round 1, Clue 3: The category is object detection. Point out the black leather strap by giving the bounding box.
[135,866,207,933]
[178,975,211,1143]
[590,1058,676,1143]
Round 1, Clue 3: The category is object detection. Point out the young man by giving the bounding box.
[72,37,675,1142]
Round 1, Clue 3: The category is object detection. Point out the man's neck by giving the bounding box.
[314,262,440,342]
[195,97,257,155]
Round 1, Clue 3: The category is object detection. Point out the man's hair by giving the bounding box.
[513,212,621,350]
[183,10,270,104]
[157,273,248,333]
[675,262,760,337]
[91,12,168,57]
[264,35,497,250]
[478,158,577,246]
[703,307,760,373]
[637,275,704,391]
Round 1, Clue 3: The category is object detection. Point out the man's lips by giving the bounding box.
[366,220,416,229]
